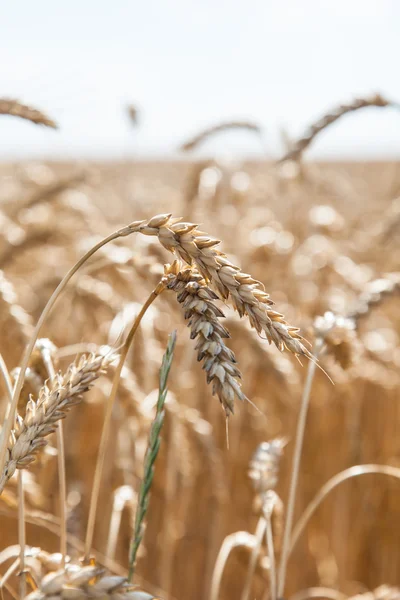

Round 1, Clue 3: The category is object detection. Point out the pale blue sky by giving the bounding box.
[1,0,400,159]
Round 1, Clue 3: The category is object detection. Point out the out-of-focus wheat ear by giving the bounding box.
[0,98,57,128]
[347,273,400,324]
[279,93,397,163]
[179,120,262,152]
[128,330,177,581]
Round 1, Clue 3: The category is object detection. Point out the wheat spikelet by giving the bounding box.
[180,120,262,152]
[280,93,396,163]
[129,214,311,359]
[0,354,110,494]
[0,98,57,128]
[164,262,246,415]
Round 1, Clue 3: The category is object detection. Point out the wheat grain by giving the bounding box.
[0,98,57,128]
[0,354,110,494]
[128,214,312,359]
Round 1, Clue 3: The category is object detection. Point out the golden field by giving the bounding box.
[1,105,400,600]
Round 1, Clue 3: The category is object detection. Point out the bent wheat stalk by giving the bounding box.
[290,464,400,556]
[0,224,137,479]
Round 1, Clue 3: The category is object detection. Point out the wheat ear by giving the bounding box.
[0,354,109,494]
[0,98,57,128]
[280,93,397,163]
[164,262,246,416]
[129,214,311,359]
[128,330,177,580]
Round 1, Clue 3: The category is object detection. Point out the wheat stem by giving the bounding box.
[84,282,166,560]
[0,354,26,598]
[39,345,67,569]
[0,225,135,483]
[240,516,267,600]
[128,330,177,581]
[278,337,324,598]
[290,464,400,557]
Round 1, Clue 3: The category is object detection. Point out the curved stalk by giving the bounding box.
[290,464,400,555]
[265,517,276,600]
[84,281,165,559]
[0,226,134,477]
[210,532,257,600]
[278,337,324,597]
[241,517,267,600]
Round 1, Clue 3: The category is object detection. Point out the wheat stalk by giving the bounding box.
[179,120,262,152]
[128,330,176,580]
[0,98,57,128]
[164,261,246,415]
[129,214,311,359]
[0,354,110,494]
[279,93,397,163]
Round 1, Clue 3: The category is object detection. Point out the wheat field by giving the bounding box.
[0,99,400,600]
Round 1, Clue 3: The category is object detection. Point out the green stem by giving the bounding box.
[128,330,177,581]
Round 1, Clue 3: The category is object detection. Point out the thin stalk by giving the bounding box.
[40,348,67,568]
[290,464,400,555]
[278,338,324,598]
[210,532,257,600]
[261,493,277,600]
[106,485,135,561]
[265,516,276,600]
[240,517,267,600]
[128,330,177,581]
[0,225,135,477]
[0,354,26,598]
[84,282,166,560]
[17,472,26,598]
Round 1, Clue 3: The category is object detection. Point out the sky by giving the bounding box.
[1,0,400,159]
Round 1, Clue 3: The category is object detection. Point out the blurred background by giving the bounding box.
[1,2,400,600]
[1,0,400,159]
